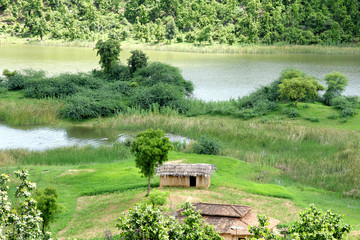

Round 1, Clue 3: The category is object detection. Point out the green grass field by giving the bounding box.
[2,151,360,239]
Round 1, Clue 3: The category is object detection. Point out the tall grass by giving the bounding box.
[1,143,131,166]
[106,114,360,193]
[0,100,61,126]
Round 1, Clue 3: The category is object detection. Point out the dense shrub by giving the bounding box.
[61,90,125,120]
[130,83,184,109]
[134,62,194,95]
[7,70,46,91]
[282,108,300,118]
[105,64,132,82]
[192,135,221,155]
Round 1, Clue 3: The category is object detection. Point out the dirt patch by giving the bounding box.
[59,169,95,176]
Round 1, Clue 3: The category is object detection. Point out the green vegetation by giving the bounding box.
[288,204,351,240]
[0,169,51,239]
[131,128,173,195]
[117,202,222,240]
[1,151,360,239]
[33,187,62,234]
[1,0,359,46]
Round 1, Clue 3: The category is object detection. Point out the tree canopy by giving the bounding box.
[95,39,121,73]
[278,77,325,107]
[1,0,359,45]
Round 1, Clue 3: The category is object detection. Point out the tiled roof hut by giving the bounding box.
[156,163,216,188]
[177,203,280,240]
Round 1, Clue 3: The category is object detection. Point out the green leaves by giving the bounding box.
[0,169,52,240]
[288,204,351,240]
[117,202,223,240]
[131,128,173,194]
[95,39,121,73]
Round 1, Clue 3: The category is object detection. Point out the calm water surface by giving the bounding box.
[0,44,359,101]
[0,124,191,151]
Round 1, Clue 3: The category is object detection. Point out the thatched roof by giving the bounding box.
[192,203,251,218]
[176,203,280,236]
[156,164,216,177]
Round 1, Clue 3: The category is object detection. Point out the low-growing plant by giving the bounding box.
[192,135,221,155]
[304,116,320,122]
[282,108,300,118]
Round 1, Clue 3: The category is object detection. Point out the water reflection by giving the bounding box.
[0,124,192,151]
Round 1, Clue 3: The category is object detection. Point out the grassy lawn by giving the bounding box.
[2,151,360,239]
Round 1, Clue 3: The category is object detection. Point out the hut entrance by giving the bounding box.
[190,176,196,187]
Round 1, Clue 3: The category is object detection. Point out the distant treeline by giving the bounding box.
[0,0,359,45]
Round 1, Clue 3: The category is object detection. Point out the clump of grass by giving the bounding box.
[0,100,61,126]
[304,116,320,122]
[4,143,131,166]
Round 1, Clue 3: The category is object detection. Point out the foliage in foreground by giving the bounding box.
[117,202,222,240]
[249,204,351,240]
[0,170,51,240]
[288,204,351,240]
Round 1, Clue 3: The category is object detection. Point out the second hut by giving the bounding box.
[156,163,216,188]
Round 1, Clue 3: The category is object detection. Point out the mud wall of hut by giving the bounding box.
[159,175,211,188]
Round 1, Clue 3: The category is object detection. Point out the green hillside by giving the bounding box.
[0,0,359,45]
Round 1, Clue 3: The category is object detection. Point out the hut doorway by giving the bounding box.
[190,176,196,187]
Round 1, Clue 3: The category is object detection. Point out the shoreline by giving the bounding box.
[1,35,359,55]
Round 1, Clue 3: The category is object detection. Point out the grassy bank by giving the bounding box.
[1,91,359,193]
[0,91,61,126]
[1,35,359,55]
[105,109,360,194]
[2,151,360,239]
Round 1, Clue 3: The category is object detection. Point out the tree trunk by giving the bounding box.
[147,177,151,196]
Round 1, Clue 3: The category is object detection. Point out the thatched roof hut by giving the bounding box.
[177,203,280,240]
[156,163,216,188]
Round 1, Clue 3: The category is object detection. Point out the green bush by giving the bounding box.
[130,83,184,109]
[7,70,46,91]
[61,90,125,120]
[192,135,221,155]
[106,64,132,82]
[340,107,357,118]
[304,116,320,122]
[282,108,300,118]
[134,62,194,95]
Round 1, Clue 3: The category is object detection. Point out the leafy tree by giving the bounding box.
[249,214,280,240]
[127,50,149,75]
[95,39,121,73]
[0,169,51,239]
[117,202,223,240]
[288,204,351,240]
[323,72,349,105]
[33,187,62,234]
[278,77,325,107]
[130,128,173,195]
[165,17,177,43]
[117,203,182,240]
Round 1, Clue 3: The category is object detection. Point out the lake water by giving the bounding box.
[0,44,359,101]
[0,124,192,151]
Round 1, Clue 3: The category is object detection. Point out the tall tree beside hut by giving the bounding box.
[131,128,173,195]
